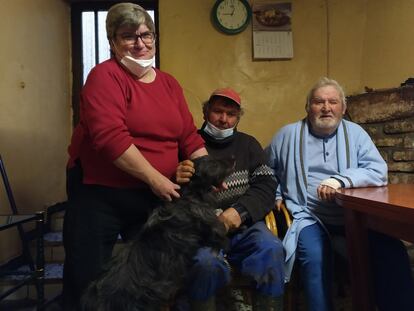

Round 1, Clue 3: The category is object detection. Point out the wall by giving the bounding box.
[159,0,414,146]
[0,0,71,262]
[361,0,414,89]
[159,0,353,145]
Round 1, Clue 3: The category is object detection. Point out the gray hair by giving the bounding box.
[106,2,155,40]
[305,77,346,111]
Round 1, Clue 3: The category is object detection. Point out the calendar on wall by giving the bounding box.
[252,2,293,59]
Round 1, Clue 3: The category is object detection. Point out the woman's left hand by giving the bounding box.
[176,160,195,184]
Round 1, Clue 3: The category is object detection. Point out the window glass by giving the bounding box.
[82,12,96,83]
[98,11,109,64]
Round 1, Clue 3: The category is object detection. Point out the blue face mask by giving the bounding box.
[203,122,235,140]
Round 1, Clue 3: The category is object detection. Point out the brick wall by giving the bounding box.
[346,86,414,184]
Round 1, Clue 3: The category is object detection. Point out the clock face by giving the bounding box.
[212,0,252,34]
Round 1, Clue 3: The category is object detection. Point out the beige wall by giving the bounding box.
[361,0,414,89]
[0,0,413,260]
[0,0,70,261]
[160,0,414,145]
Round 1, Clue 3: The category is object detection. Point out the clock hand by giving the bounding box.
[222,9,234,16]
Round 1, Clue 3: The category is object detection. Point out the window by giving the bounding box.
[71,1,159,125]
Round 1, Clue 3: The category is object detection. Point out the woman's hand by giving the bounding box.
[148,171,181,202]
[176,160,195,184]
[113,145,180,201]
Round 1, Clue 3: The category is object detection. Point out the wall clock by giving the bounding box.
[212,0,252,35]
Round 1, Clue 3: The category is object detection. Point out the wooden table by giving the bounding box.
[335,184,414,311]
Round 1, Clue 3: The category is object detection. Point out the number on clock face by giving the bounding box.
[216,0,248,30]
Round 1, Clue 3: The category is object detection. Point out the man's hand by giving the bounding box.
[212,181,228,192]
[318,178,342,202]
[276,199,283,211]
[176,160,195,184]
[217,207,242,232]
[317,185,337,202]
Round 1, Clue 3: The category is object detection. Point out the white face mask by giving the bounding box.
[203,122,235,140]
[112,40,154,78]
[120,55,154,78]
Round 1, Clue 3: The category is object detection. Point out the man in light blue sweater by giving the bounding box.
[266,77,414,311]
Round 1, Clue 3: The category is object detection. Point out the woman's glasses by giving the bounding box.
[117,31,156,45]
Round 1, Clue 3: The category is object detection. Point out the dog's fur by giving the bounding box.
[81,156,233,311]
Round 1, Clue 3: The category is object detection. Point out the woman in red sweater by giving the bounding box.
[62,3,207,309]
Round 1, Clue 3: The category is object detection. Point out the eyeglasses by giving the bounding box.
[311,98,341,106]
[117,31,156,45]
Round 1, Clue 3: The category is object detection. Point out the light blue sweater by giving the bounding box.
[265,119,388,281]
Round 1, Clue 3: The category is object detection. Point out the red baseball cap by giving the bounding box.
[209,87,241,106]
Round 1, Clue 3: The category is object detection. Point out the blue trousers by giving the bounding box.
[297,222,414,311]
[187,221,285,300]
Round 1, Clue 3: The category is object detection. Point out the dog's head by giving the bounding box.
[182,155,234,197]
[141,156,233,254]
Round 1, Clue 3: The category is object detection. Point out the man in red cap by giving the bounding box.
[176,88,285,311]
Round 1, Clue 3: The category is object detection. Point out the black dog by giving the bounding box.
[81,156,233,311]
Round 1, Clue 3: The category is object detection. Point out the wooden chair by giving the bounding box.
[265,202,292,238]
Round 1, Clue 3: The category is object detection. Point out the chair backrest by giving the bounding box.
[0,154,18,214]
[0,154,35,269]
[265,202,292,238]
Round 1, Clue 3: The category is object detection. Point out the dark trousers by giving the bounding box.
[62,165,159,310]
[297,222,414,311]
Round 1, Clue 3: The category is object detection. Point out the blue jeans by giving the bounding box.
[297,222,414,311]
[187,221,285,300]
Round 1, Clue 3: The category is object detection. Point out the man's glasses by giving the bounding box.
[117,31,156,45]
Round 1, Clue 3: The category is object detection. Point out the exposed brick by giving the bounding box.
[372,137,404,147]
[389,172,414,184]
[347,87,414,124]
[361,124,381,137]
[384,118,414,134]
[404,136,414,148]
[379,150,389,162]
[393,150,414,161]
[348,86,414,185]
[387,162,414,172]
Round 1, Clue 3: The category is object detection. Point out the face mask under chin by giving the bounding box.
[111,40,154,78]
[203,122,235,140]
[120,55,154,78]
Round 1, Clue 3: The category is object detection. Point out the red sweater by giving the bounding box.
[68,59,204,188]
